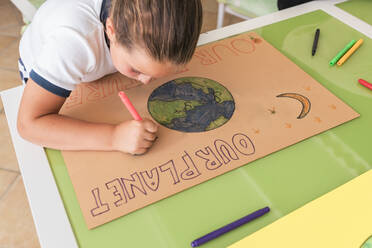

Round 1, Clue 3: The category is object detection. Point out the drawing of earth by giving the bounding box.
[148,77,235,132]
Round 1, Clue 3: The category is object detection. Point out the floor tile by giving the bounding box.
[0,0,9,7]
[0,38,20,70]
[0,23,23,37]
[0,168,17,197]
[202,10,244,33]
[202,0,219,13]
[224,13,244,27]
[0,98,19,172]
[0,35,17,51]
[0,176,40,248]
[0,2,23,30]
[202,10,218,33]
[0,68,22,91]
[0,1,24,37]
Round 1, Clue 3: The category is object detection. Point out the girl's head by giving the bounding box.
[105,0,203,84]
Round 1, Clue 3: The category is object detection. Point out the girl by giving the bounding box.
[17,0,203,155]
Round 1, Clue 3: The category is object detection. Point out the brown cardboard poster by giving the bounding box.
[60,32,359,229]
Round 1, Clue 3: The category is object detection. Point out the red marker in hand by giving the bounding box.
[358,79,372,91]
[118,91,142,121]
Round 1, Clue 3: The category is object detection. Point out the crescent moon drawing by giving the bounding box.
[276,93,311,119]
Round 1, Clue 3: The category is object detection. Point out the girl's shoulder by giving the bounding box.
[32,0,104,37]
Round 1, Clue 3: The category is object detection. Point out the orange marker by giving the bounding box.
[118,91,142,121]
[358,79,372,91]
[337,39,363,66]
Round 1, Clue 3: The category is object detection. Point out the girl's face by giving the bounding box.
[106,18,180,84]
[109,42,179,84]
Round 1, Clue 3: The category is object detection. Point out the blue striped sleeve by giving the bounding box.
[30,70,71,98]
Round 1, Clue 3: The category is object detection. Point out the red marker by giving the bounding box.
[118,91,142,121]
[358,79,372,91]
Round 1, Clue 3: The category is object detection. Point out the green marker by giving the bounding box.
[329,40,357,66]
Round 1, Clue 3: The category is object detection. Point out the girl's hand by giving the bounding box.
[112,118,158,155]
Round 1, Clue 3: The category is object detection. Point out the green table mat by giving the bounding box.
[337,0,372,25]
[45,10,372,248]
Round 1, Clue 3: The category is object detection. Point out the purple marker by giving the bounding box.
[191,206,270,247]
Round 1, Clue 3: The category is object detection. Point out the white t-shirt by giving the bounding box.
[19,0,116,97]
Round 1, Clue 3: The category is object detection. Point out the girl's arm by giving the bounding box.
[17,79,157,154]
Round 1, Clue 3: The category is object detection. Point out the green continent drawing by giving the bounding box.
[147,77,235,132]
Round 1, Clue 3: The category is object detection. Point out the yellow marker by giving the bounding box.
[337,39,363,66]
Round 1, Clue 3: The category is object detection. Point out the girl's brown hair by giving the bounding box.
[110,0,203,65]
